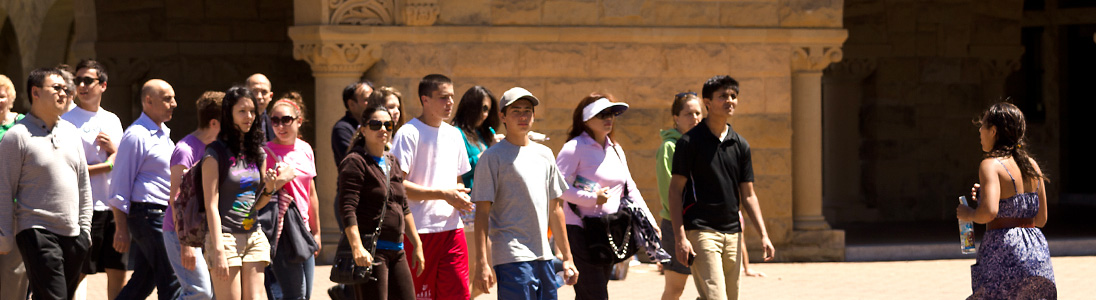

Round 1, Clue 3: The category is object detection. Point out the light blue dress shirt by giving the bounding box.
[108,113,174,214]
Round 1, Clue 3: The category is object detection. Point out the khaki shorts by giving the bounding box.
[205,231,271,267]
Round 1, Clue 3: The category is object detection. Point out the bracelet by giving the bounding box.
[261,188,274,196]
[107,161,113,170]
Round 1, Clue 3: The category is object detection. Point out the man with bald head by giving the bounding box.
[247,73,276,140]
[108,79,181,300]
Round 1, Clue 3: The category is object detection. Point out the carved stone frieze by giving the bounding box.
[329,0,395,25]
[792,46,843,72]
[402,0,439,26]
[292,42,383,74]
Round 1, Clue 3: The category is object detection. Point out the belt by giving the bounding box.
[986,217,1034,231]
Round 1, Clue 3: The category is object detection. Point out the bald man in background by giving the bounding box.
[247,73,276,141]
[108,79,181,300]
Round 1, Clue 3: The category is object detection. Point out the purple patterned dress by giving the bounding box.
[970,160,1056,300]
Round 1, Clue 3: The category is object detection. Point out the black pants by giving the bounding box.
[352,249,415,300]
[16,228,89,300]
[567,225,612,300]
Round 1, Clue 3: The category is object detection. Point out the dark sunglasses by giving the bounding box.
[481,105,491,113]
[366,120,394,131]
[675,92,697,98]
[43,84,67,94]
[270,115,297,126]
[75,77,100,86]
[595,110,620,120]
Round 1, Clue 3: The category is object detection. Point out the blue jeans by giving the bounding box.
[164,230,213,300]
[494,260,560,300]
[117,203,181,300]
[265,251,315,300]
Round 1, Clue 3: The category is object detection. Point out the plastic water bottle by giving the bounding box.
[957,196,976,254]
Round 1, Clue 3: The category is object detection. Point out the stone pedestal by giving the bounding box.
[290,38,383,263]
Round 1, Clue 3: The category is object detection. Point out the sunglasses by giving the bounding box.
[75,77,100,86]
[675,92,697,98]
[594,110,620,120]
[366,120,394,131]
[270,115,297,126]
[43,84,67,94]
[481,105,491,113]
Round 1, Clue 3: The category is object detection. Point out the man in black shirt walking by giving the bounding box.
[667,75,776,300]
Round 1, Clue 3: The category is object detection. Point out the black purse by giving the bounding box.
[330,157,390,284]
[276,200,319,264]
[570,184,640,265]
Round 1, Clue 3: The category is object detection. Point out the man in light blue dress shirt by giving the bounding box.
[108,79,181,300]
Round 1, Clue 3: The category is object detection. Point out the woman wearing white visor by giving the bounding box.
[556,94,658,300]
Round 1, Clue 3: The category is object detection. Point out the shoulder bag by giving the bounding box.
[330,154,389,284]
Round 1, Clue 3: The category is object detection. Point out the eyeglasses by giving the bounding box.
[366,120,394,131]
[44,84,67,94]
[75,77,99,86]
[675,92,697,98]
[270,115,297,126]
[594,110,620,120]
[481,105,491,113]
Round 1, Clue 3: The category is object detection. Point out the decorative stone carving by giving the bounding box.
[293,42,383,74]
[402,0,439,26]
[329,0,395,25]
[791,46,843,72]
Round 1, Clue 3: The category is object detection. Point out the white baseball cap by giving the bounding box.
[499,87,540,110]
[581,98,629,122]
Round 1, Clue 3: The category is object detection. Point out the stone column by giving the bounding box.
[790,46,842,231]
[290,39,382,262]
[821,59,876,222]
[785,45,846,261]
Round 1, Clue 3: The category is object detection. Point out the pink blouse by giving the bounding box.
[555,132,650,226]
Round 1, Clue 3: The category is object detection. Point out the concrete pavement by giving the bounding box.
[86,256,1094,299]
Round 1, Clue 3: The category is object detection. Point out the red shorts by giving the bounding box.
[404,228,469,300]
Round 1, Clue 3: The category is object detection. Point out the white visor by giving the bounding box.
[581,98,629,122]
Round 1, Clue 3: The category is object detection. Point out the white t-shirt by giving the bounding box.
[62,106,124,211]
[390,118,471,233]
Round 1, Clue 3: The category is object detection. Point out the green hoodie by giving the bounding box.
[655,128,682,221]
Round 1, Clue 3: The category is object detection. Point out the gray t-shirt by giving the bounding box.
[206,142,265,233]
[471,139,568,266]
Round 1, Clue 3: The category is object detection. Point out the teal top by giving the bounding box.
[0,113,25,138]
[459,127,495,191]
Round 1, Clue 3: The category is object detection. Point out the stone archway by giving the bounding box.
[32,0,74,68]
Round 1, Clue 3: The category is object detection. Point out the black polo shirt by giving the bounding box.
[671,119,754,234]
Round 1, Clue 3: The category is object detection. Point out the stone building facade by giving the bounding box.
[6,0,1089,262]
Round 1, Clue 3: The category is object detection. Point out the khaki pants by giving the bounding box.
[686,230,742,300]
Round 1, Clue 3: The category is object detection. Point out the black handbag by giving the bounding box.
[570,188,640,265]
[275,200,319,264]
[330,156,390,284]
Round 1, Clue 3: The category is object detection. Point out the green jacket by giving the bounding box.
[655,128,682,221]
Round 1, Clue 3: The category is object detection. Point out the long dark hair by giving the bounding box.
[567,93,618,142]
[979,102,1044,182]
[218,85,264,166]
[452,86,499,147]
[348,102,391,155]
